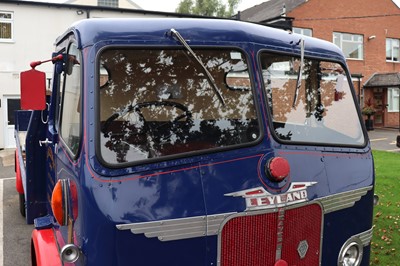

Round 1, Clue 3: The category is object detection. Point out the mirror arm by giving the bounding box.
[30,54,64,69]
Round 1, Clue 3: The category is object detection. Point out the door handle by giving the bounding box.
[39,138,52,147]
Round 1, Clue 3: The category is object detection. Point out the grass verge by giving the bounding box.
[370,150,400,265]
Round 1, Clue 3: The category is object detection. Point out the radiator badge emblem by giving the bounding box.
[225,182,317,210]
[297,240,309,259]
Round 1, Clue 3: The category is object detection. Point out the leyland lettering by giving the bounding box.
[226,182,317,210]
[249,189,308,207]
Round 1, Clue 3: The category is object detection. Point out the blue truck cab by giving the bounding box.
[15,18,374,266]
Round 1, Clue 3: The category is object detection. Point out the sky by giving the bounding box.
[29,0,267,13]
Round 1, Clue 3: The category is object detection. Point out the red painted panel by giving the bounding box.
[281,204,322,265]
[15,149,23,194]
[221,212,278,266]
[31,229,62,266]
[20,69,46,110]
[220,204,322,266]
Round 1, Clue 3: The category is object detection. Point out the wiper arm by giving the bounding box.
[169,28,225,106]
[293,38,305,108]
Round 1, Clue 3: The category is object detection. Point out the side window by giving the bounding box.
[60,43,81,155]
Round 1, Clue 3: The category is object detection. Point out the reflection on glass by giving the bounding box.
[225,70,251,91]
[261,53,365,146]
[99,49,259,164]
[60,43,81,155]
[99,65,110,88]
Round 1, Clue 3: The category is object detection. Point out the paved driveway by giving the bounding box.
[0,165,32,266]
[368,128,400,152]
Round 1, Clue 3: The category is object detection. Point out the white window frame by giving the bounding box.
[388,87,399,112]
[386,38,399,62]
[97,0,119,7]
[293,27,312,37]
[333,32,363,60]
[0,11,13,42]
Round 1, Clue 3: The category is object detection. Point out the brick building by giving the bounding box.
[240,0,400,129]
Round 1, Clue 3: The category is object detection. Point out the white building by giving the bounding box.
[0,0,185,149]
[67,0,142,9]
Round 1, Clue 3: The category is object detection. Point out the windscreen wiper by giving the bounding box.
[293,38,305,108]
[169,28,226,106]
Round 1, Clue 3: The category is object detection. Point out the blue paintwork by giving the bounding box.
[17,18,374,265]
[15,110,48,224]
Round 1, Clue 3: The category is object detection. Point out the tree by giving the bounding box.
[176,0,241,17]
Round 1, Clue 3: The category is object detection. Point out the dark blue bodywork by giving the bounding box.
[16,18,374,266]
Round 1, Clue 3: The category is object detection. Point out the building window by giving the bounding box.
[333,32,363,60]
[388,87,399,112]
[0,11,13,42]
[293,27,312,37]
[97,0,118,7]
[386,38,399,62]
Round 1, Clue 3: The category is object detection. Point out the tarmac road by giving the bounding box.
[368,128,400,152]
[0,128,398,266]
[0,165,32,266]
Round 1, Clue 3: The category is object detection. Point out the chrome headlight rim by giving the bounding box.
[60,243,81,263]
[338,236,363,266]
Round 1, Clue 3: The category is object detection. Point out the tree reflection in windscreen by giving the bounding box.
[261,53,364,146]
[99,49,259,164]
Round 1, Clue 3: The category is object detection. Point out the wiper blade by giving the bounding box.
[169,28,226,106]
[293,38,305,108]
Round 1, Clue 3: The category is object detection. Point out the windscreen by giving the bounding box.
[260,53,365,146]
[98,49,259,164]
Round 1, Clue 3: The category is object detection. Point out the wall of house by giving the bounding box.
[0,2,168,149]
[289,0,400,127]
[387,111,399,125]
[0,3,81,148]
[68,0,141,9]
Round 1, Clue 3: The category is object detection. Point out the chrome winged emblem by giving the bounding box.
[225,182,317,210]
[116,212,236,242]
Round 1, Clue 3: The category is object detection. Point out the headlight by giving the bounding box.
[373,194,379,206]
[338,238,363,266]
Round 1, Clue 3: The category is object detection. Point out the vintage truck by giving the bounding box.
[15,18,375,266]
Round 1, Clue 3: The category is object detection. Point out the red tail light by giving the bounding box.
[267,157,290,182]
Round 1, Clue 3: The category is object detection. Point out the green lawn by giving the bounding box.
[370,151,400,265]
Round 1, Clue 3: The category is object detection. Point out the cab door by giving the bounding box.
[51,40,82,238]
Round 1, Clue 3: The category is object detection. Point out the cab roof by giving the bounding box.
[58,18,345,61]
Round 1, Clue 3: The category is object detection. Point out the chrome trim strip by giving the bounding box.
[319,186,373,214]
[356,228,373,247]
[116,212,236,242]
[116,186,373,244]
[337,228,373,266]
